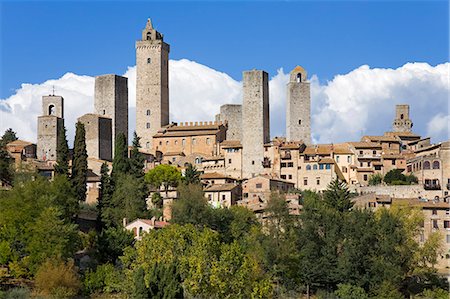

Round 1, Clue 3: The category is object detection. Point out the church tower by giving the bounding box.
[135,19,170,150]
[392,104,413,132]
[286,66,311,144]
[37,95,64,161]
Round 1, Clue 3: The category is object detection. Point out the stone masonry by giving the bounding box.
[94,74,128,152]
[37,95,64,161]
[286,66,311,144]
[217,104,242,142]
[242,70,270,178]
[78,113,112,161]
[136,19,170,150]
[392,104,413,132]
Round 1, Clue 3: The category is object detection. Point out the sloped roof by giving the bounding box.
[204,183,240,192]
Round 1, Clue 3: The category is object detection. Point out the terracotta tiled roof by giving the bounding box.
[361,135,399,143]
[348,142,382,149]
[303,144,333,155]
[7,139,34,147]
[384,131,421,138]
[393,198,450,209]
[355,168,374,172]
[220,140,242,148]
[200,172,234,180]
[164,152,185,156]
[318,157,335,164]
[204,183,239,192]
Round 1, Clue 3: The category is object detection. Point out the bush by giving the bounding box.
[3,287,31,299]
[334,284,368,299]
[34,259,81,298]
[83,263,124,295]
[383,169,406,185]
[368,173,383,186]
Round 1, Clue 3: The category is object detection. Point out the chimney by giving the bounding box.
[122,218,127,227]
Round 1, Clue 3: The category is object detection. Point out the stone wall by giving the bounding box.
[78,113,112,162]
[357,184,445,199]
[42,95,64,118]
[242,70,269,178]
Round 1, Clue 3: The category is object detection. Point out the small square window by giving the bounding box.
[256,183,262,189]
[147,58,151,64]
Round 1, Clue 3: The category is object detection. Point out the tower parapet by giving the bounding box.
[392,104,413,133]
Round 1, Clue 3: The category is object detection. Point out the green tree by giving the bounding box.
[171,184,209,227]
[147,262,183,299]
[132,267,148,299]
[368,173,383,186]
[0,128,18,147]
[54,125,70,176]
[98,162,115,228]
[383,168,406,185]
[323,179,353,212]
[50,175,79,220]
[110,173,147,226]
[0,146,13,185]
[334,283,369,299]
[112,133,130,178]
[129,132,145,179]
[71,121,88,202]
[145,164,181,196]
[183,163,201,185]
[97,226,134,264]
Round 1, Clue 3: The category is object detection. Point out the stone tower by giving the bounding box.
[136,18,170,150]
[37,95,64,161]
[94,74,128,151]
[242,70,270,178]
[78,113,112,161]
[392,104,413,132]
[286,66,311,144]
[217,104,242,141]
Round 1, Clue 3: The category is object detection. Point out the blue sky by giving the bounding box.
[1,1,448,99]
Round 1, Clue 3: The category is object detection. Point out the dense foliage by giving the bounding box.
[384,168,418,185]
[71,122,88,202]
[54,124,70,176]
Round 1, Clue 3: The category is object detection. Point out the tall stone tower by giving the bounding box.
[136,18,170,150]
[392,104,413,132]
[242,70,270,178]
[217,104,242,142]
[37,95,64,161]
[286,66,311,144]
[94,74,128,150]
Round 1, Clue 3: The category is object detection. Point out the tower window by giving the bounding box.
[146,123,150,129]
[102,110,106,115]
[298,119,302,125]
[48,105,55,115]
[147,58,151,64]
[296,73,302,83]
[400,114,404,120]
[146,32,151,40]
[146,109,151,116]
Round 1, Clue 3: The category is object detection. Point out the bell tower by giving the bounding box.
[286,66,311,144]
[135,19,170,150]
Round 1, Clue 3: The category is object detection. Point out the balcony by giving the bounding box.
[424,183,441,190]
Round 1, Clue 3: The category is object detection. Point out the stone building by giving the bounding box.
[78,113,112,161]
[136,19,170,150]
[286,66,311,144]
[216,104,242,142]
[37,95,64,161]
[392,104,413,133]
[242,70,270,178]
[94,74,128,149]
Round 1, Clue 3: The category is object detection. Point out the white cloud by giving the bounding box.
[0,60,448,146]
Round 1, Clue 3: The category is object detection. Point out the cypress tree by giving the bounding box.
[71,122,88,202]
[129,132,145,179]
[98,162,115,229]
[111,132,130,178]
[54,125,70,176]
[0,128,18,147]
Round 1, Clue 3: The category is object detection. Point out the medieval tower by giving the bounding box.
[286,66,311,144]
[392,104,413,132]
[242,70,270,178]
[94,74,128,151]
[136,19,170,150]
[37,95,64,161]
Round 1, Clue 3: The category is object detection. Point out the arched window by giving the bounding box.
[182,138,186,146]
[195,157,202,164]
[139,227,143,236]
[423,161,431,170]
[298,119,302,125]
[313,164,318,170]
[48,104,55,115]
[146,109,151,116]
[147,58,151,64]
[146,32,151,40]
[146,123,150,129]
[432,161,440,169]
[400,114,404,120]
[306,165,311,171]
[102,109,106,115]
[296,73,302,83]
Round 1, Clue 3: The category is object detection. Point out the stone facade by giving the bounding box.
[242,70,270,178]
[136,19,170,150]
[94,74,128,150]
[217,104,242,141]
[393,104,413,132]
[78,113,113,162]
[37,95,64,161]
[286,66,311,144]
